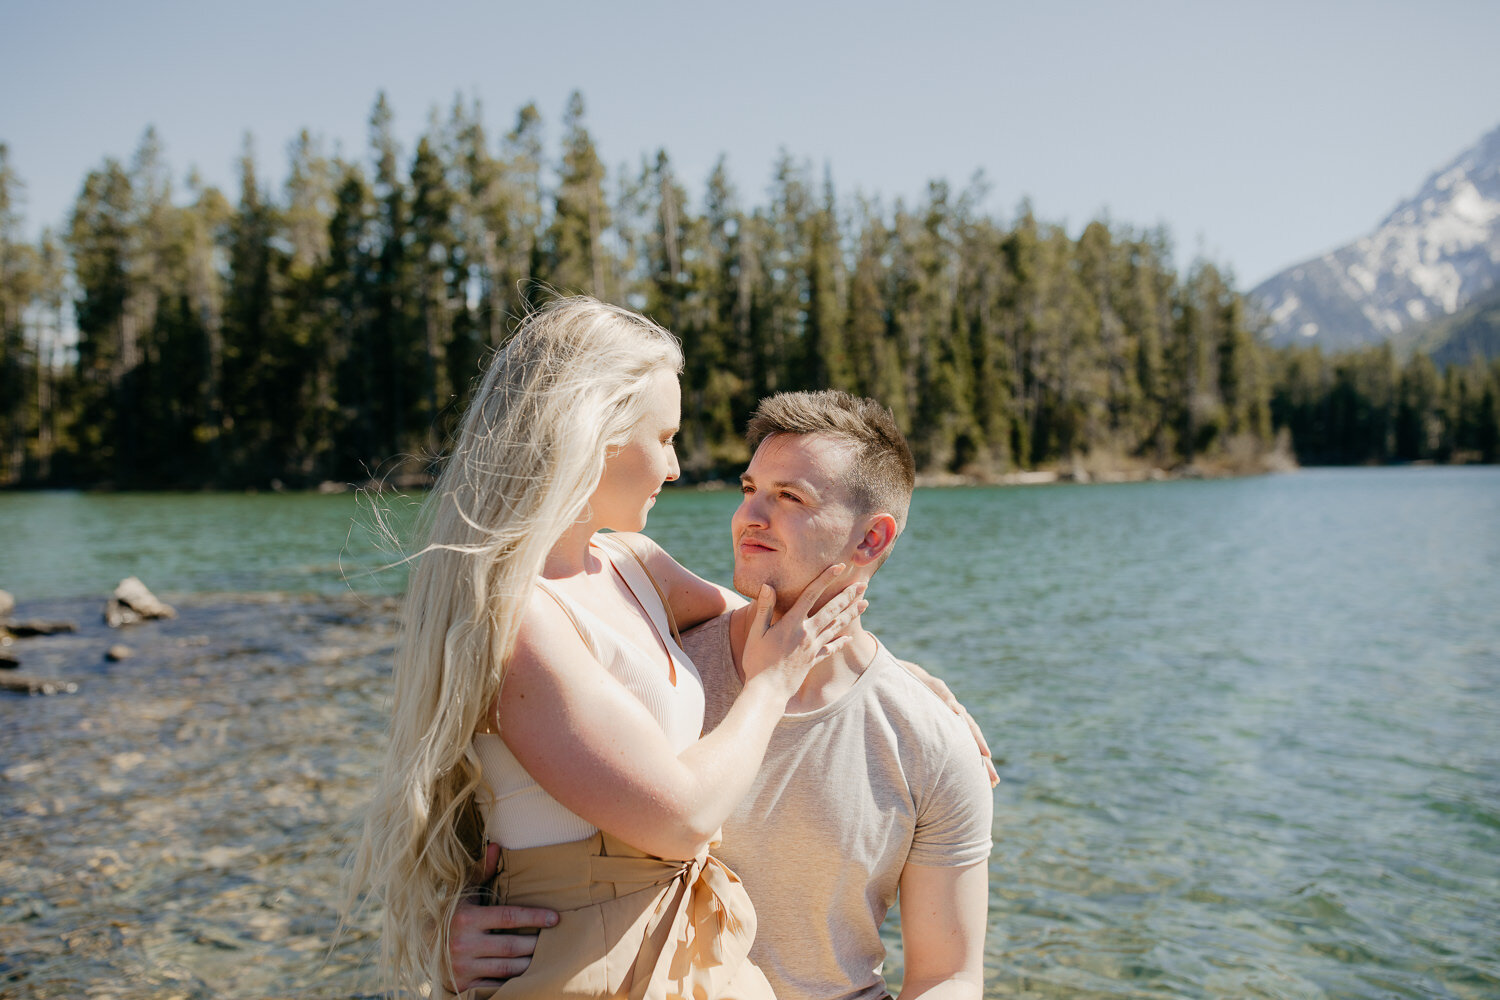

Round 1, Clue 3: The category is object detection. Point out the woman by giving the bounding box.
[349,296,864,999]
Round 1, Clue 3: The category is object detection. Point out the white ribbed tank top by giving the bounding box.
[473,535,706,849]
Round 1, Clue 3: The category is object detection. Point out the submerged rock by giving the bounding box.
[0,589,14,620]
[0,648,18,670]
[5,620,78,638]
[104,577,177,628]
[105,644,135,662]
[0,673,79,695]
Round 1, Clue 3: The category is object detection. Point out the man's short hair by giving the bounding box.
[746,390,916,532]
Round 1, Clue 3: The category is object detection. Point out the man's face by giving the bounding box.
[731,433,868,613]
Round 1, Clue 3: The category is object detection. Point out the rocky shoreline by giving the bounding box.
[0,588,401,997]
[0,578,179,695]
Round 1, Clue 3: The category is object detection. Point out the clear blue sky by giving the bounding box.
[2,0,1497,287]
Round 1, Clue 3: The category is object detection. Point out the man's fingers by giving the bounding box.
[466,930,542,959]
[484,958,533,976]
[470,905,559,934]
[479,841,500,883]
[464,957,532,985]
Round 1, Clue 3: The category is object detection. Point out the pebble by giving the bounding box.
[106,644,135,662]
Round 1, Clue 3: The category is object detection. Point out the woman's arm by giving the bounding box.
[497,567,863,861]
[608,531,746,631]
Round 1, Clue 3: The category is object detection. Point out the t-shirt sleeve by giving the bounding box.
[907,716,995,868]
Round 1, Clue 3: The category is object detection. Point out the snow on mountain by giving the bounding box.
[1251,122,1500,349]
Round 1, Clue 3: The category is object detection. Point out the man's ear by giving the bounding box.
[852,513,898,567]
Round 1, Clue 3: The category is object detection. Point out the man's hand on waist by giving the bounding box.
[445,841,560,993]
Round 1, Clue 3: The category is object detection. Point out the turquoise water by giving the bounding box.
[2,468,1498,997]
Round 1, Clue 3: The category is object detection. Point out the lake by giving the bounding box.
[2,467,1498,998]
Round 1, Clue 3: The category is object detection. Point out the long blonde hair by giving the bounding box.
[348,296,683,994]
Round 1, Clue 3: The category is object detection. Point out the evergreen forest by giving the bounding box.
[2,92,1497,490]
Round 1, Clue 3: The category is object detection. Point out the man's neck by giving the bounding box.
[727,603,879,714]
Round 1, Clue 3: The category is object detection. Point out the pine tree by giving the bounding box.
[367,92,423,466]
[182,171,231,478]
[954,195,1011,471]
[695,157,751,470]
[221,135,280,483]
[545,91,609,297]
[328,162,378,477]
[67,158,135,483]
[0,145,39,484]
[805,168,851,392]
[408,130,458,447]
[32,230,68,482]
[280,132,339,480]
[500,102,545,320]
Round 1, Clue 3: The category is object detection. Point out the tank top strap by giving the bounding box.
[594,534,681,680]
[532,577,602,661]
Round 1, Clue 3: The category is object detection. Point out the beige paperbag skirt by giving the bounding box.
[457,831,774,1000]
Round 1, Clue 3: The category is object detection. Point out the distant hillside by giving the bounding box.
[1251,122,1500,349]
[1408,283,1500,366]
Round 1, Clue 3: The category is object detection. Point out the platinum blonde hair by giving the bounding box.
[347,296,683,994]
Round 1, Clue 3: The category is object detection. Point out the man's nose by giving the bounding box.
[734,492,768,529]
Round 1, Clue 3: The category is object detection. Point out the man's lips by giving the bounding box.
[738,537,776,553]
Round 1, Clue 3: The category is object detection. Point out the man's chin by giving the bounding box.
[733,570,771,600]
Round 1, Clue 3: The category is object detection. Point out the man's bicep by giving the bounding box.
[898,860,988,997]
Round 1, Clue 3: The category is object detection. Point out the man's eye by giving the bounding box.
[779,491,801,503]
[740,484,754,495]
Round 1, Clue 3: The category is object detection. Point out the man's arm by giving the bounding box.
[895,860,989,1000]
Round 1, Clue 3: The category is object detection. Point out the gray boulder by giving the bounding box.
[105,577,177,629]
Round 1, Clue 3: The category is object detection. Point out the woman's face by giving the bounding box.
[589,369,681,531]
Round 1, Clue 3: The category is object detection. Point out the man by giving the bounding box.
[450,390,995,1000]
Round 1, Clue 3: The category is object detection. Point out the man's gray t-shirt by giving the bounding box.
[682,612,993,1000]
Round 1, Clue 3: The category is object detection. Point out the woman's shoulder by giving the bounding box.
[511,582,594,672]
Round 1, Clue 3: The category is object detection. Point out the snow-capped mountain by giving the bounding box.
[1251,122,1500,349]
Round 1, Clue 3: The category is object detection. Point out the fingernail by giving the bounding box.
[857,600,869,611]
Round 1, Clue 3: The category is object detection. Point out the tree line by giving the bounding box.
[1,92,1497,489]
